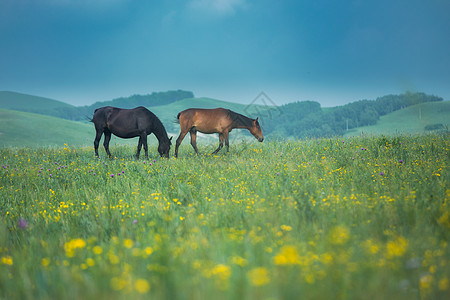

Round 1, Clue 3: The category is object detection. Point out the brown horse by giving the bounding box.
[91,106,172,159]
[174,108,263,157]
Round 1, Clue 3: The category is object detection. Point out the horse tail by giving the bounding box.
[89,108,102,122]
[173,112,181,124]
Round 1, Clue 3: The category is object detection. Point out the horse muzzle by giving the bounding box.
[258,137,264,142]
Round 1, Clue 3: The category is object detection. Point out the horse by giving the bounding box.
[91,106,172,159]
[174,108,263,157]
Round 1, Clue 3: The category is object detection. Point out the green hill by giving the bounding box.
[0,109,144,148]
[344,101,450,137]
[0,90,196,121]
[0,108,93,147]
[0,91,74,110]
[0,96,264,149]
[1,91,448,148]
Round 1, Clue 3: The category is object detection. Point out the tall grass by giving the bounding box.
[1,135,449,299]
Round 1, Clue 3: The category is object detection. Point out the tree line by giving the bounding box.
[42,90,194,121]
[261,92,443,138]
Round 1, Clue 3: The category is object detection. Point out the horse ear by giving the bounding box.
[169,136,173,141]
[255,117,259,122]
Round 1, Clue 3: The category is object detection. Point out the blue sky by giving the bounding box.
[1,0,449,107]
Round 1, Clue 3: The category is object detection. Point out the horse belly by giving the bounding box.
[108,122,141,139]
[195,124,220,134]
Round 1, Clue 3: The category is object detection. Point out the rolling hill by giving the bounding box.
[0,91,74,111]
[0,109,149,148]
[0,108,93,147]
[0,90,196,120]
[1,90,448,148]
[344,101,450,137]
[0,95,266,148]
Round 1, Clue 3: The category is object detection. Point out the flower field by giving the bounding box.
[1,135,449,299]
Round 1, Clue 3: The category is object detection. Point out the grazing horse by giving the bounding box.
[174,108,263,157]
[91,106,172,159]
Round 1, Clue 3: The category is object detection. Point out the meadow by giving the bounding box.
[0,134,449,299]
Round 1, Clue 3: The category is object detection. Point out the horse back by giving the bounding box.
[178,108,232,133]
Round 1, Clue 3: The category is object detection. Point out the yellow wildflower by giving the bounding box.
[93,246,103,255]
[64,238,86,257]
[124,239,134,249]
[211,264,231,281]
[231,256,247,267]
[135,279,150,294]
[329,226,350,245]
[438,277,448,291]
[41,258,50,267]
[248,267,270,286]
[273,245,300,265]
[86,258,95,267]
[1,256,13,265]
[386,236,408,258]
[280,225,292,231]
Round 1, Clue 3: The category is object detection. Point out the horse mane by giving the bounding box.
[147,109,171,143]
[227,109,253,127]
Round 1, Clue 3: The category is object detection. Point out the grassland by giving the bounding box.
[0,134,449,299]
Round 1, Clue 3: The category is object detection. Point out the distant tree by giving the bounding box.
[263,92,442,139]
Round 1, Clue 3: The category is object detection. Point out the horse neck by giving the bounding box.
[231,113,253,129]
[153,120,170,143]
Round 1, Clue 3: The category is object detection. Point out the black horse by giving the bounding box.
[91,106,172,159]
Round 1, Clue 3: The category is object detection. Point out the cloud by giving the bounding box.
[187,0,249,16]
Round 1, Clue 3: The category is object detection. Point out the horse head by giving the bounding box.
[249,118,264,142]
[158,136,172,158]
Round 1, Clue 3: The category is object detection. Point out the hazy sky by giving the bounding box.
[1,0,449,107]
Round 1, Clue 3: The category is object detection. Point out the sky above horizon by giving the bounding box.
[1,0,449,107]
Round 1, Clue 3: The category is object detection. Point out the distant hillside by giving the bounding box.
[264,92,444,138]
[77,90,194,120]
[0,108,145,148]
[344,101,450,137]
[0,91,76,118]
[0,90,195,121]
[0,108,91,147]
[0,96,270,148]
[1,90,449,147]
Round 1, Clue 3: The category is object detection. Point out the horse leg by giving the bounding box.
[103,130,112,158]
[136,136,143,159]
[224,131,230,152]
[189,128,199,154]
[175,130,188,158]
[212,133,224,154]
[94,130,103,157]
[142,134,149,160]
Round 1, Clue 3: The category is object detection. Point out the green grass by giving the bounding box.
[345,101,450,137]
[1,134,449,299]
